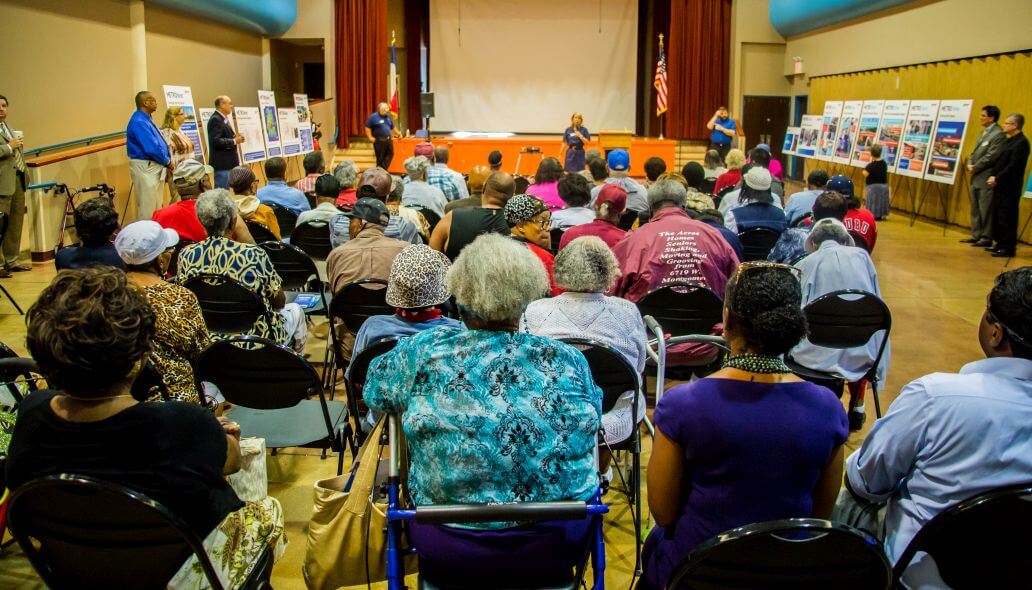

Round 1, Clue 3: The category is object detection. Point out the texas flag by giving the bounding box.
[388,37,399,119]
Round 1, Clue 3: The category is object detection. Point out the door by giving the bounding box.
[791,95,808,180]
[303,63,325,100]
[742,95,791,165]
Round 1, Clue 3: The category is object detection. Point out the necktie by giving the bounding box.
[3,123,26,173]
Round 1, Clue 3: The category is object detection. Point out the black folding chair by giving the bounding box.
[0,343,41,406]
[550,227,565,255]
[713,184,738,207]
[699,177,717,196]
[290,220,334,261]
[245,220,278,244]
[129,360,173,402]
[195,336,352,472]
[792,212,814,228]
[182,274,271,336]
[637,281,725,384]
[409,206,442,235]
[258,241,327,314]
[849,230,871,252]
[892,482,1032,589]
[560,338,644,576]
[667,518,892,590]
[737,227,782,261]
[269,203,298,238]
[165,238,196,279]
[325,279,392,394]
[785,289,891,416]
[7,474,275,590]
[617,209,638,231]
[345,336,398,446]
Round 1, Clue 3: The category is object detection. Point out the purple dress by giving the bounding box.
[641,377,848,589]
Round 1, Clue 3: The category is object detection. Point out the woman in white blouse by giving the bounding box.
[522,236,647,453]
[160,106,196,199]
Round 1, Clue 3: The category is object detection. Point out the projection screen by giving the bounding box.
[429,0,639,133]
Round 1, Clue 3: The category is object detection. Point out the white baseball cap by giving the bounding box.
[115,221,180,265]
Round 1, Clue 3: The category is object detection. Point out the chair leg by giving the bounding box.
[871,380,883,418]
[632,446,643,577]
[0,284,23,315]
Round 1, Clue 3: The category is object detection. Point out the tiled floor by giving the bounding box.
[0,212,1028,589]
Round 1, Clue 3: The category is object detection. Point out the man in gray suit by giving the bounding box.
[961,105,1005,246]
[0,94,30,278]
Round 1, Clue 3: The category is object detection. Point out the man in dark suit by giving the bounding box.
[962,105,1005,246]
[986,113,1030,258]
[207,95,244,188]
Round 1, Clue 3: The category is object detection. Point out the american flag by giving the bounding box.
[388,34,399,118]
[654,35,668,116]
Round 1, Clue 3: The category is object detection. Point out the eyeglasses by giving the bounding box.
[736,261,802,279]
[986,299,1029,346]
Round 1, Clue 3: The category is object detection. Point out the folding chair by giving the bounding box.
[737,227,782,261]
[269,203,298,238]
[344,336,398,446]
[290,220,334,261]
[7,474,275,590]
[258,241,328,315]
[666,518,891,590]
[325,279,392,394]
[195,336,352,473]
[549,227,564,255]
[892,481,1032,589]
[409,206,442,235]
[784,289,891,417]
[617,209,637,231]
[0,344,41,407]
[165,238,196,279]
[245,220,278,244]
[182,274,272,336]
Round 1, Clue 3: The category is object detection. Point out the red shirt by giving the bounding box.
[152,200,206,243]
[844,208,877,251]
[712,169,742,197]
[558,219,627,251]
[336,188,358,211]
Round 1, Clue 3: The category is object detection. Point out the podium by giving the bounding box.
[599,130,633,156]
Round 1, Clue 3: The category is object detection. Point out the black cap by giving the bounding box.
[488,150,503,166]
[314,173,340,198]
[344,198,390,225]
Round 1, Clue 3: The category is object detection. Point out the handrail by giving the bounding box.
[27,139,126,168]
[24,131,126,158]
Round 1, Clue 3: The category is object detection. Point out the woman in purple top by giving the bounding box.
[526,157,566,211]
[640,263,848,589]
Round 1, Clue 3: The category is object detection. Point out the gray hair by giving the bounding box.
[447,233,548,322]
[195,188,237,237]
[333,161,358,188]
[404,155,430,179]
[554,236,621,293]
[1007,112,1025,129]
[806,217,854,251]
[389,175,405,202]
[647,178,688,210]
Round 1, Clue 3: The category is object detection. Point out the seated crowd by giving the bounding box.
[4,139,1030,590]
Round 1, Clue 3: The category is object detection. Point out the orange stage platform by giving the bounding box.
[386,135,676,178]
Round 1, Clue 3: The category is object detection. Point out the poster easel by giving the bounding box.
[910,180,950,235]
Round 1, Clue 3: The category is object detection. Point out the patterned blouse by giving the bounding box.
[159,127,195,169]
[364,327,602,528]
[175,236,287,343]
[142,281,210,402]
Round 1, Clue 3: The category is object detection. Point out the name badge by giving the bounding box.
[982,141,989,147]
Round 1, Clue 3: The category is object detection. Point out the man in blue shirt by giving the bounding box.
[784,169,830,226]
[256,156,311,216]
[705,106,739,161]
[126,91,171,220]
[365,102,400,170]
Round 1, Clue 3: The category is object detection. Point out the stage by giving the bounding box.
[385,135,677,178]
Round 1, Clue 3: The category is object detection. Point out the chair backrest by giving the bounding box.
[269,203,298,238]
[245,220,278,244]
[803,290,891,349]
[8,474,223,590]
[737,227,782,261]
[848,230,870,252]
[412,206,442,235]
[637,282,723,337]
[346,337,399,442]
[182,273,269,335]
[290,220,334,260]
[699,177,717,196]
[667,518,892,590]
[559,338,639,415]
[166,238,196,278]
[792,212,813,228]
[0,345,40,405]
[617,209,637,230]
[892,482,1032,589]
[714,184,738,207]
[258,241,319,291]
[329,278,391,334]
[194,336,324,410]
[549,227,564,254]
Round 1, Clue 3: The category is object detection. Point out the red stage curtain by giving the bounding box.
[404,0,428,131]
[666,0,732,140]
[335,0,388,148]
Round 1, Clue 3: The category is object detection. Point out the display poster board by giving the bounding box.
[896,100,940,178]
[851,100,884,167]
[833,101,863,165]
[1025,172,1032,199]
[278,108,302,156]
[162,85,205,163]
[234,107,268,164]
[294,94,315,153]
[257,90,282,157]
[782,127,801,156]
[874,100,910,171]
[816,101,843,161]
[925,99,973,185]
[797,115,822,158]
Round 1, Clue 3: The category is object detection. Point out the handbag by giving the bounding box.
[302,416,415,590]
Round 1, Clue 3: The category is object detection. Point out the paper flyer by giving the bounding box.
[874,100,910,171]
[925,100,973,185]
[257,90,282,157]
[833,101,863,165]
[162,85,205,163]
[278,108,302,156]
[816,101,843,161]
[234,107,268,164]
[851,100,884,168]
[294,93,314,153]
[782,126,800,156]
[896,100,940,179]
[797,115,823,158]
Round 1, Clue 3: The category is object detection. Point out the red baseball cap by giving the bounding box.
[414,142,434,158]
[595,184,627,213]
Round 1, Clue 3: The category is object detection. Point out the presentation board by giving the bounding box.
[816,101,843,161]
[782,127,801,156]
[833,101,863,165]
[797,115,822,158]
[896,100,940,178]
[429,0,638,133]
[257,90,282,157]
[162,85,205,163]
[278,108,302,156]
[925,100,973,185]
[294,94,314,153]
[234,107,267,164]
[851,100,884,167]
[874,100,910,171]
[198,107,217,160]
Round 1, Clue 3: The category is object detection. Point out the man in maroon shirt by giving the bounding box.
[559,184,629,251]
